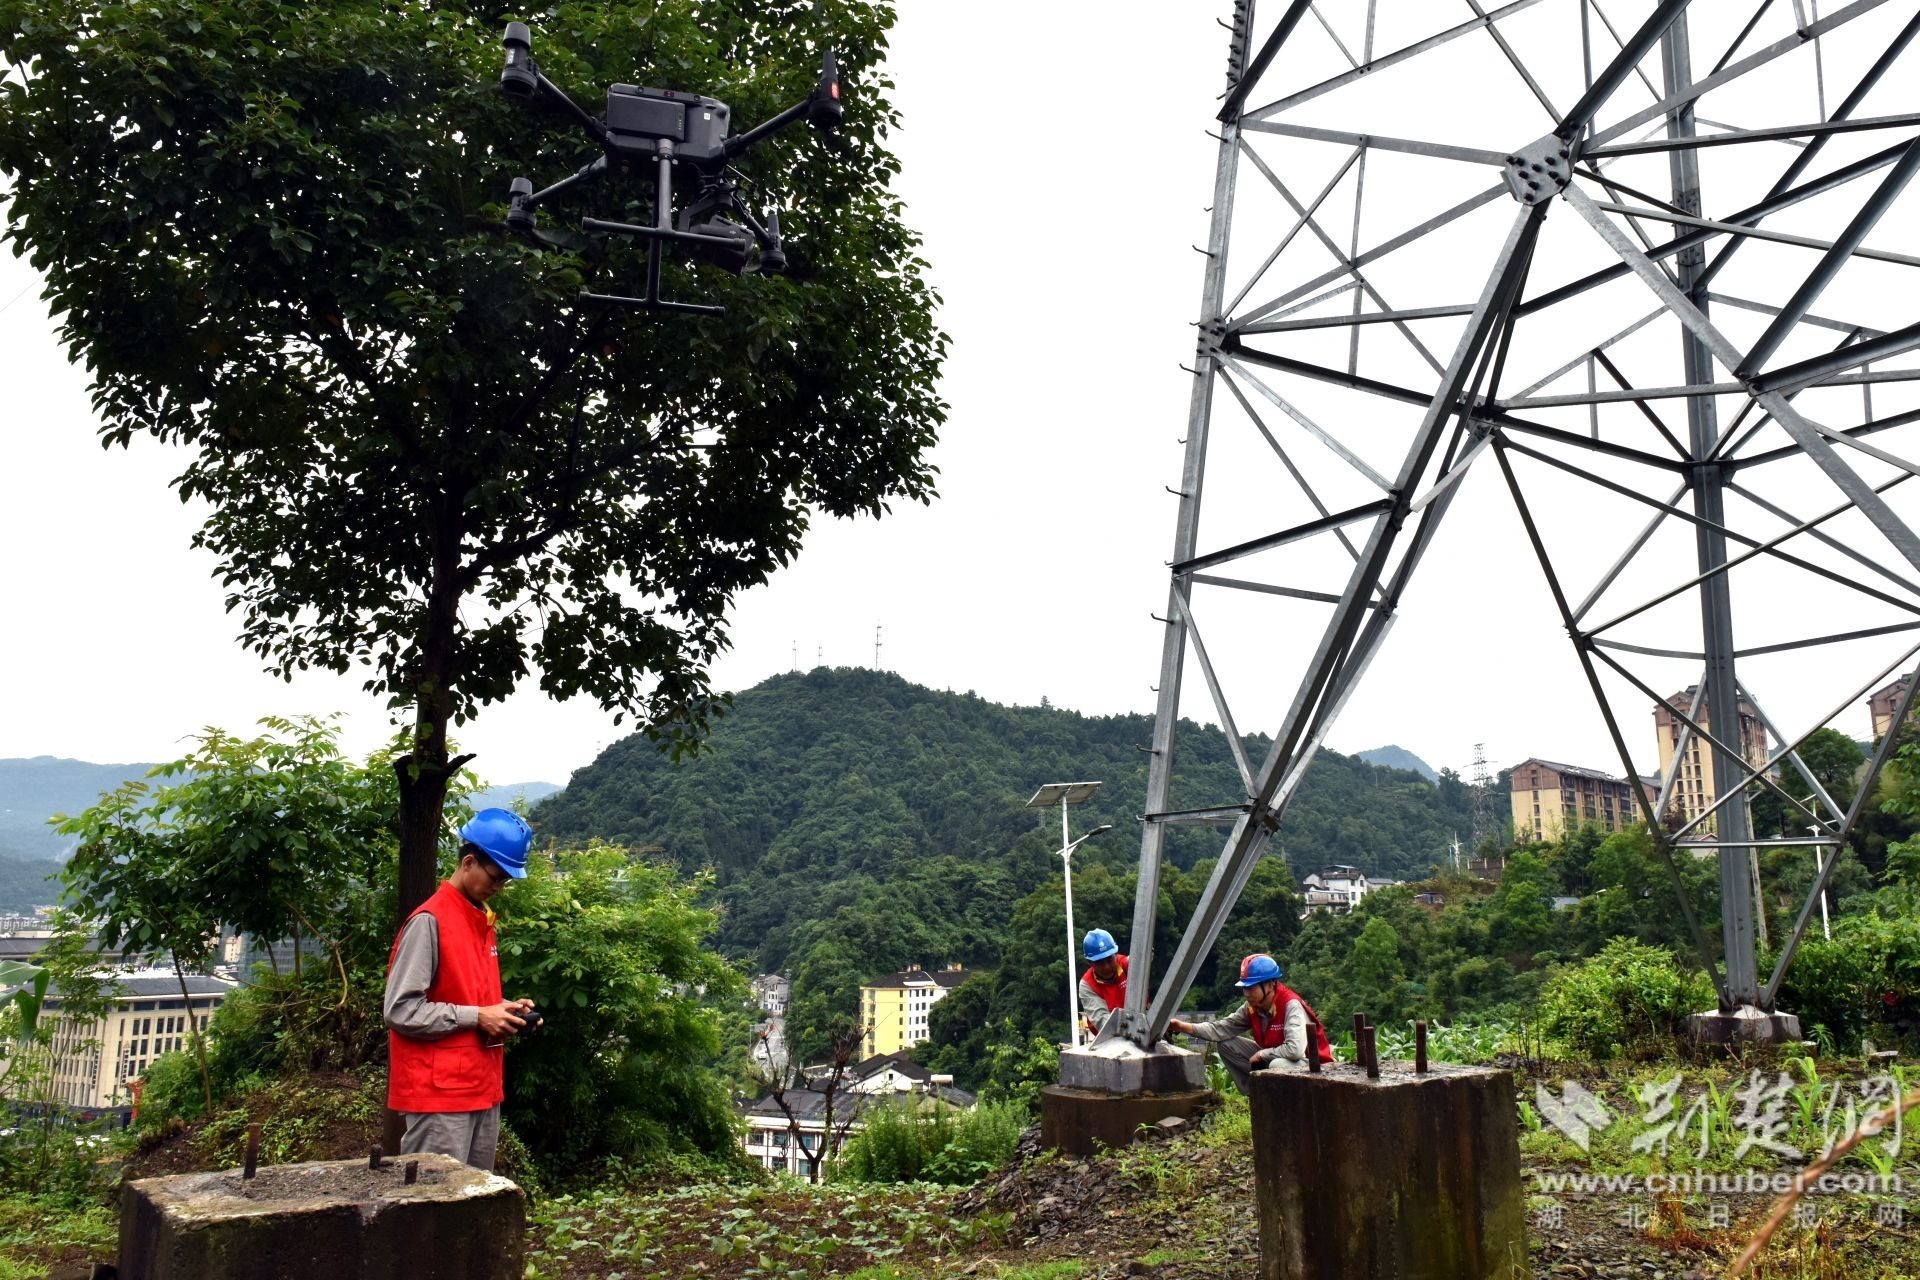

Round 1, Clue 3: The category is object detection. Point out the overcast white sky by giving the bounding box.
[4,1,1918,794]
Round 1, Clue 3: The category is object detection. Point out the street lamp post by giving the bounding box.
[1026,782,1109,1049]
[1807,825,1832,942]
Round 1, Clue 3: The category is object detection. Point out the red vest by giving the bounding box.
[387,881,505,1113]
[1081,956,1129,1013]
[1247,983,1335,1063]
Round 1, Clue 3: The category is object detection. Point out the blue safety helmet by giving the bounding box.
[458,808,533,879]
[1236,953,1283,987]
[1083,928,1120,963]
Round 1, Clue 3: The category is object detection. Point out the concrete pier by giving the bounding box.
[1250,1061,1529,1280]
[1685,1004,1801,1045]
[119,1153,524,1280]
[1040,1084,1217,1156]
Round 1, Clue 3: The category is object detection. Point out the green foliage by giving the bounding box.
[490,844,748,1179]
[525,1180,1000,1278]
[1775,909,1920,1051]
[1535,939,1714,1060]
[0,918,122,1200]
[835,1098,1025,1185]
[54,718,415,1114]
[58,717,403,970]
[0,1195,118,1280]
[0,0,943,774]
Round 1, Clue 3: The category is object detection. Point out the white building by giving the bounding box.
[1299,864,1395,916]
[5,968,236,1112]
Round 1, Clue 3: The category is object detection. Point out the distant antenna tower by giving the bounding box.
[875,624,883,669]
[1469,744,1500,854]
[792,640,798,671]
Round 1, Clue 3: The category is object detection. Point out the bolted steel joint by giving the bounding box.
[1502,136,1573,207]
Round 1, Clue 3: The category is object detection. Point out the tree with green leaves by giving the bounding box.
[55,717,412,1111]
[0,0,945,921]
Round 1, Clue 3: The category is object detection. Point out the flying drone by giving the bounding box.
[497,20,843,317]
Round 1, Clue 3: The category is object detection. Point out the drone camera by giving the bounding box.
[500,21,538,98]
[688,217,756,274]
[809,50,843,131]
[506,176,536,232]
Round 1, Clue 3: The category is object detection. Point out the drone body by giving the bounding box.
[498,20,842,316]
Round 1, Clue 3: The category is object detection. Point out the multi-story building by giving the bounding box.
[1868,672,1914,742]
[858,963,968,1059]
[9,969,236,1111]
[1509,758,1656,841]
[1653,687,1771,833]
[1298,865,1389,915]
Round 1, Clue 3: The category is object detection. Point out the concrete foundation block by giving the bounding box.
[118,1153,524,1280]
[1057,1039,1206,1093]
[1039,1084,1217,1156]
[1251,1062,1529,1280]
[1686,1005,1801,1045]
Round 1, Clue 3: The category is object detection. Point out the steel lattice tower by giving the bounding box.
[1091,0,1920,1061]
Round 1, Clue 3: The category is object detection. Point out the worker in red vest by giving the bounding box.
[383,808,537,1170]
[1168,953,1334,1094]
[1078,928,1129,1036]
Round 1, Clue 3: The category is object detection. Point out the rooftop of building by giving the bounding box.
[741,1080,976,1120]
[861,963,969,990]
[1509,757,1642,786]
[1869,671,1914,702]
[30,969,238,1003]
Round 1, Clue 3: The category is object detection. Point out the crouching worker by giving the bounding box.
[1078,928,1129,1036]
[383,808,539,1170]
[1167,953,1334,1094]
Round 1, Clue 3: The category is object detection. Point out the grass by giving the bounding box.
[1139,1247,1209,1265]
[0,1195,117,1280]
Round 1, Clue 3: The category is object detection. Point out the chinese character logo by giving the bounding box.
[1538,1080,1611,1152]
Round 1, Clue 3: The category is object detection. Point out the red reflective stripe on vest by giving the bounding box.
[1250,984,1336,1063]
[387,880,505,1113]
[1081,956,1128,1012]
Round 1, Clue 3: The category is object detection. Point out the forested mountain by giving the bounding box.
[1357,745,1438,781]
[0,757,154,862]
[533,668,1475,975]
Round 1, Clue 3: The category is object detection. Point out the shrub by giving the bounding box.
[1536,939,1714,1059]
[1776,910,1920,1052]
[836,1098,1025,1185]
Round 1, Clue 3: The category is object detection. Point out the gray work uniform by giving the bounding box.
[383,912,502,1171]
[1079,974,1119,1032]
[1181,998,1316,1095]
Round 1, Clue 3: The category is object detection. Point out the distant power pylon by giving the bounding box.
[1470,743,1501,854]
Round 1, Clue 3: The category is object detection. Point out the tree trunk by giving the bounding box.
[172,953,215,1120]
[391,505,472,929]
[384,497,470,1152]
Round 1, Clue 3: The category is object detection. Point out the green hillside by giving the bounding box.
[533,667,1475,973]
[0,756,156,863]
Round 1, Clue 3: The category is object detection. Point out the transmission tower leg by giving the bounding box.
[1660,16,1797,1045]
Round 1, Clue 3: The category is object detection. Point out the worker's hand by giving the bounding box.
[476,1002,528,1038]
[1249,1047,1278,1068]
[1167,1019,1194,1036]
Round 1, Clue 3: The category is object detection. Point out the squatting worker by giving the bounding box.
[383,808,537,1171]
[1167,953,1334,1094]
[1078,928,1128,1036]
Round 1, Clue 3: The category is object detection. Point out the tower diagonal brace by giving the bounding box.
[1119,201,1547,1049]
